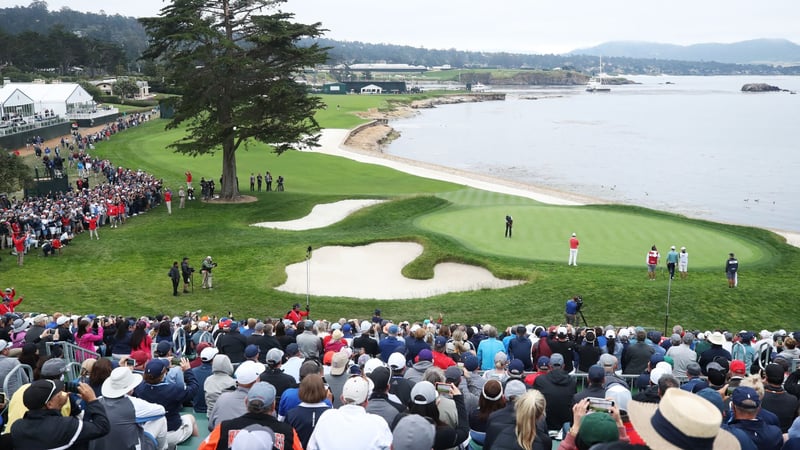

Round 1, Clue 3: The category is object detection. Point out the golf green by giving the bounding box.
[416,190,767,268]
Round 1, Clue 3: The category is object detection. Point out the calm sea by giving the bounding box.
[386,76,800,233]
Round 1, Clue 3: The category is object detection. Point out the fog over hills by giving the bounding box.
[569,39,800,65]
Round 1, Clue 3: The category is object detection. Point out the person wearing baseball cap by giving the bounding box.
[307,376,392,449]
[259,348,298,407]
[10,379,110,449]
[208,360,266,431]
[189,344,217,414]
[283,302,309,325]
[134,356,199,447]
[533,353,577,431]
[4,357,74,432]
[200,382,303,450]
[0,287,23,315]
[723,386,782,449]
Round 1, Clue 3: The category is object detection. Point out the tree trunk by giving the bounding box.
[220,134,239,199]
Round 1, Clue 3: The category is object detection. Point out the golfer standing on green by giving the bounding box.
[666,246,679,280]
[505,215,513,238]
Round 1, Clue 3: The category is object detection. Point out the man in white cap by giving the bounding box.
[201,256,216,289]
[208,360,265,431]
[666,245,679,280]
[568,232,580,266]
[92,367,168,450]
[307,376,392,450]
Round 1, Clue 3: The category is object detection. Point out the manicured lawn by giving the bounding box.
[418,193,769,268]
[5,108,799,331]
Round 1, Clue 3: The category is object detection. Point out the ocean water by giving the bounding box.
[386,76,800,233]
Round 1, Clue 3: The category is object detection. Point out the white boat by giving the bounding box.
[471,82,490,92]
[586,76,611,92]
[586,56,611,92]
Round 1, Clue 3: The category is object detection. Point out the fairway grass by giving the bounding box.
[4,114,799,330]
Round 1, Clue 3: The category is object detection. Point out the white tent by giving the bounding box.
[8,82,95,117]
[0,85,35,119]
[360,84,383,95]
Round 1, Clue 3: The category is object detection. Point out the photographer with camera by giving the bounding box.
[201,256,217,289]
[565,296,582,326]
[181,257,194,293]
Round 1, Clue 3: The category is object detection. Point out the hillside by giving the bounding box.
[1,5,799,77]
[571,39,800,65]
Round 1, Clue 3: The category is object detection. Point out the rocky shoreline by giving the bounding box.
[345,93,505,151]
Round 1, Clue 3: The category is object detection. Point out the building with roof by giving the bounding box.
[8,81,96,117]
[0,85,35,121]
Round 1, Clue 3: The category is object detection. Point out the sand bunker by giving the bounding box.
[251,199,386,231]
[275,242,524,299]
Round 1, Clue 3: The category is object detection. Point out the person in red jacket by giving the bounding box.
[164,189,173,215]
[185,171,193,190]
[12,232,28,266]
[88,215,99,240]
[1,287,24,314]
[284,303,309,325]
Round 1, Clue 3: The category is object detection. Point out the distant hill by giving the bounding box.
[0,4,147,61]
[570,39,800,65]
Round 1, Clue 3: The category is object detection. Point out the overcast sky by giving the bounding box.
[9,0,800,54]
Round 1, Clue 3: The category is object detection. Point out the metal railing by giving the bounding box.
[2,363,33,415]
[46,341,101,364]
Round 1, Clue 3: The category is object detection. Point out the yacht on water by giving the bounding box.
[586,56,611,92]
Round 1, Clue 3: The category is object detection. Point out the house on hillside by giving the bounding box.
[92,79,116,96]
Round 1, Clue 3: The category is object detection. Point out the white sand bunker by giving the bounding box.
[251,199,386,231]
[275,242,524,299]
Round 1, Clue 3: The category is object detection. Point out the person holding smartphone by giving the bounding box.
[407,381,469,449]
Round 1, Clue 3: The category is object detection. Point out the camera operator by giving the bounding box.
[201,256,217,289]
[181,257,194,293]
[565,296,582,326]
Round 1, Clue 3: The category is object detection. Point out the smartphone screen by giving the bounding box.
[435,383,450,394]
[587,397,614,412]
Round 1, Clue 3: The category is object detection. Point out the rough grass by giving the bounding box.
[5,113,799,332]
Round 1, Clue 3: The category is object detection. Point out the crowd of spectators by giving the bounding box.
[1,113,165,261]
[1,303,800,449]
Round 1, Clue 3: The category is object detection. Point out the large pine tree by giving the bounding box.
[139,0,328,199]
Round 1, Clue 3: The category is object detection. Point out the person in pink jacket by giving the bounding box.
[75,317,104,361]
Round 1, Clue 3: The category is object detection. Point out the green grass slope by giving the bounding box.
[4,113,798,331]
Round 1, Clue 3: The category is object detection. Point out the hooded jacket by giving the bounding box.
[403,360,433,384]
[204,354,235,417]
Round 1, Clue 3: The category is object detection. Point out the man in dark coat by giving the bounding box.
[11,379,110,448]
[533,353,577,431]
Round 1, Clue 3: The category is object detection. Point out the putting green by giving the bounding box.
[416,190,767,268]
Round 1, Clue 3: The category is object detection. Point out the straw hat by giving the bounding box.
[629,388,740,450]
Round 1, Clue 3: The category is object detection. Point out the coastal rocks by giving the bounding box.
[410,94,505,109]
[741,83,781,92]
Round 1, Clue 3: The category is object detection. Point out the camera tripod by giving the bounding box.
[576,308,588,327]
